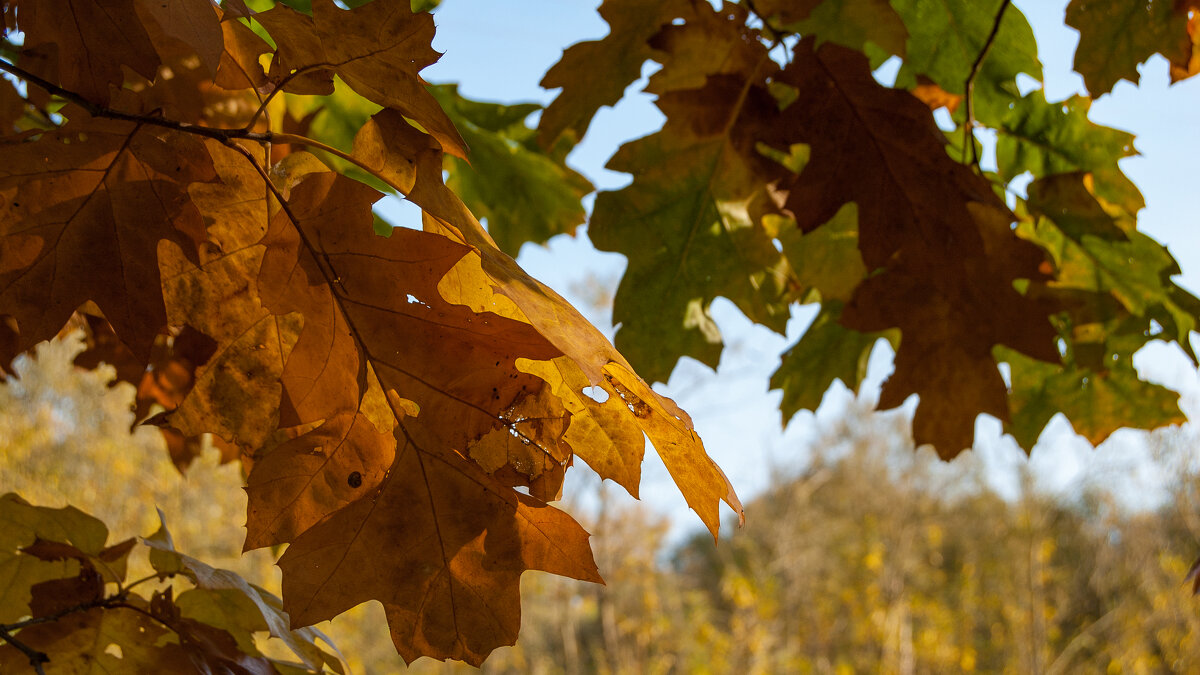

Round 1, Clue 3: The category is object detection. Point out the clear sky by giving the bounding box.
[405,0,1200,535]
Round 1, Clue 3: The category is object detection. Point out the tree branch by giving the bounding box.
[0,624,48,675]
[0,593,135,674]
[962,0,1012,167]
[0,57,415,204]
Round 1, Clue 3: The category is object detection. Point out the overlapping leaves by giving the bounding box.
[3,0,1200,668]
[0,0,737,666]
[545,0,1200,456]
[0,494,345,673]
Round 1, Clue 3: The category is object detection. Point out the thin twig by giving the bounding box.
[0,625,48,675]
[241,64,329,131]
[962,0,1013,167]
[0,593,133,674]
[5,51,562,490]
[0,58,323,150]
[0,58,388,192]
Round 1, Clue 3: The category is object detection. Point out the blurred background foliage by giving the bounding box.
[4,334,1200,673]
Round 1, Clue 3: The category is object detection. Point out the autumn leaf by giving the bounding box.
[352,109,742,531]
[158,140,298,452]
[428,84,593,257]
[0,119,217,360]
[768,39,1057,454]
[11,0,161,105]
[135,0,225,77]
[8,0,1200,666]
[215,14,273,91]
[1066,0,1191,95]
[278,452,601,666]
[892,0,1041,126]
[254,0,467,157]
[537,0,687,146]
[997,91,1143,214]
[232,171,606,661]
[0,606,196,673]
[1170,9,1200,82]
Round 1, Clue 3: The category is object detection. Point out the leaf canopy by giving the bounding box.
[1,0,1198,668]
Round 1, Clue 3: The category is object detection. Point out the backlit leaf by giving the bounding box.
[538,0,687,146]
[12,0,161,105]
[771,303,885,421]
[769,39,1057,455]
[0,120,217,360]
[590,73,795,383]
[892,0,1041,126]
[997,91,1143,214]
[255,0,467,157]
[1066,0,1191,95]
[429,84,592,256]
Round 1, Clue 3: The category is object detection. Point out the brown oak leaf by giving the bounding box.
[769,39,1057,455]
[0,120,217,360]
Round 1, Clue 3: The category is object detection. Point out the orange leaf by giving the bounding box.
[279,452,601,666]
[12,0,161,105]
[255,0,466,158]
[0,120,217,360]
[353,111,742,534]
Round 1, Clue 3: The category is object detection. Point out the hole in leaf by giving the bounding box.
[581,386,609,403]
[347,471,363,488]
[104,643,123,659]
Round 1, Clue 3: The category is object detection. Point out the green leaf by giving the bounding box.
[590,77,795,383]
[997,91,1143,214]
[892,0,1041,127]
[0,494,132,622]
[1002,347,1185,450]
[538,0,688,146]
[283,77,382,177]
[1017,178,1200,360]
[1066,0,1191,96]
[774,204,867,303]
[771,0,908,58]
[428,84,593,256]
[771,304,885,421]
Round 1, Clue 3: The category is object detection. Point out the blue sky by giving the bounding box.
[404,0,1200,533]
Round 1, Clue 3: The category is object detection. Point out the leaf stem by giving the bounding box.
[123,572,166,594]
[241,64,329,132]
[962,0,1013,167]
